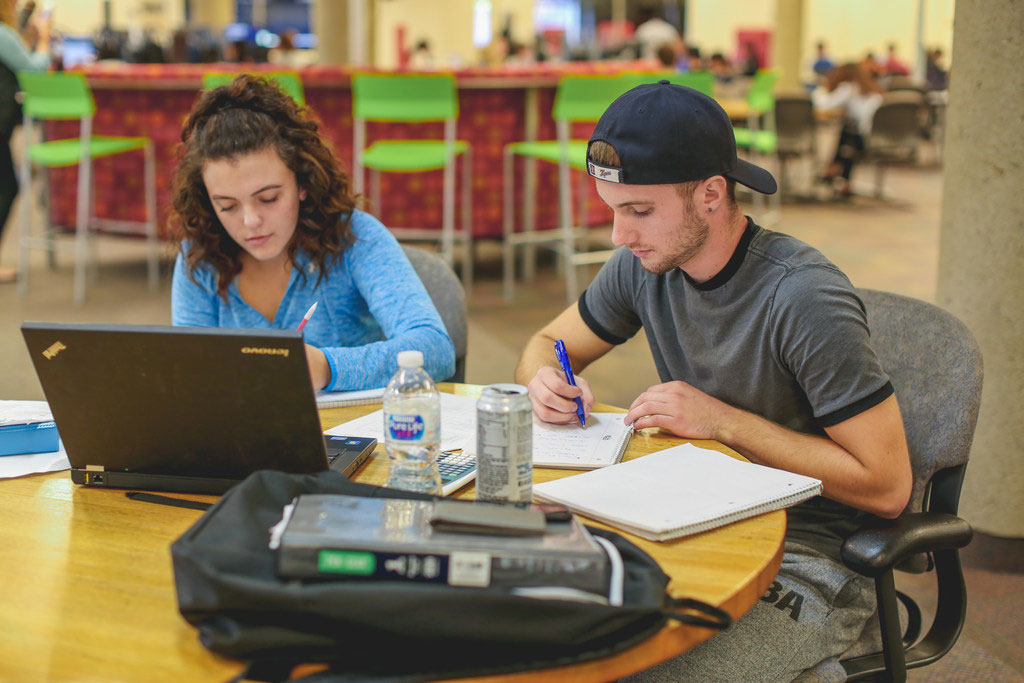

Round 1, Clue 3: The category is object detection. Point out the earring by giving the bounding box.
[707,207,713,213]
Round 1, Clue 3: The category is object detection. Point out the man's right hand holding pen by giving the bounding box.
[523,342,596,427]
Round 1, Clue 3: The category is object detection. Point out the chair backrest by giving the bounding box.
[352,73,457,122]
[16,71,95,120]
[401,245,468,383]
[867,101,921,153]
[551,74,634,123]
[859,289,983,520]
[202,72,306,106]
[774,94,815,153]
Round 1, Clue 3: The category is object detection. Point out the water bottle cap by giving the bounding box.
[396,350,424,368]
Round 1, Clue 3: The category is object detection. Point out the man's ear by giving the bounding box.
[299,187,308,201]
[698,176,728,213]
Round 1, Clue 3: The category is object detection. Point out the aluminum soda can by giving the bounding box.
[475,383,533,504]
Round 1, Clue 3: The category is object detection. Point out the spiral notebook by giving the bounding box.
[532,443,822,541]
[316,387,385,408]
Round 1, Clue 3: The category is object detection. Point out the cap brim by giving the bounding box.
[728,158,778,195]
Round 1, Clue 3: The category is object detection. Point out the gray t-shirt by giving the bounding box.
[579,219,893,558]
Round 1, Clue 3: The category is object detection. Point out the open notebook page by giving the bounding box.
[533,413,633,469]
[324,392,478,453]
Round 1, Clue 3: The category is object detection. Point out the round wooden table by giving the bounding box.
[0,384,784,681]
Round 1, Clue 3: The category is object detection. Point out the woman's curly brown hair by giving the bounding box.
[170,74,355,298]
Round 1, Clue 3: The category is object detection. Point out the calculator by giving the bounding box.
[438,449,477,496]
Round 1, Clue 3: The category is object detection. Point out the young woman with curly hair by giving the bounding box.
[170,74,454,390]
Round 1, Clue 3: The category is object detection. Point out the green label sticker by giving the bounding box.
[318,550,376,575]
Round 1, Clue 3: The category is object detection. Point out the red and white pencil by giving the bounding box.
[296,301,318,332]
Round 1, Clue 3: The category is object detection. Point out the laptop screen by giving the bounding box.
[21,323,327,481]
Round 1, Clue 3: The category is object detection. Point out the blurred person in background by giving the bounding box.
[812,62,883,197]
[860,51,885,80]
[925,48,948,90]
[684,46,704,72]
[633,7,680,61]
[655,43,677,71]
[0,0,50,283]
[408,39,434,70]
[708,52,734,83]
[883,43,910,77]
[812,41,834,77]
[268,29,302,67]
[740,41,760,76]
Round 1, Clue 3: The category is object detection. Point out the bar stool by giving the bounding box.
[661,70,716,97]
[16,71,158,306]
[202,71,305,105]
[351,73,472,290]
[502,74,633,303]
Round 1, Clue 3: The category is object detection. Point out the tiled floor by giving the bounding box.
[2,142,1021,680]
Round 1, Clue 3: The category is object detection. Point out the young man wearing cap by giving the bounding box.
[514,81,911,679]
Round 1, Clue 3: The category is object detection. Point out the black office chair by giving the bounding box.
[402,245,468,383]
[800,290,982,682]
[773,94,817,199]
[864,93,925,199]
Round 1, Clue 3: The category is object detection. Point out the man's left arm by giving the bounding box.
[626,386,911,518]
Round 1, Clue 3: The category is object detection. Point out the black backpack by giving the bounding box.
[170,470,730,682]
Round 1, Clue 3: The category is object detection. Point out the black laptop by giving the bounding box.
[21,322,376,495]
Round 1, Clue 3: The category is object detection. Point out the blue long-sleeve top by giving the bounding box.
[0,23,50,72]
[171,210,455,390]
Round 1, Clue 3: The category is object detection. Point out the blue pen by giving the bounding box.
[554,339,586,427]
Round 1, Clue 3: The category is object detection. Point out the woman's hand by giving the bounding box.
[31,11,52,46]
[304,344,331,390]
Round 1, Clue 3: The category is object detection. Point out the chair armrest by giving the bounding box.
[840,512,973,577]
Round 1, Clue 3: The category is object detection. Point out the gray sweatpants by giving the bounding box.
[625,541,876,683]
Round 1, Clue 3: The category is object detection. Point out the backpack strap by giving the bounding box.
[663,597,732,630]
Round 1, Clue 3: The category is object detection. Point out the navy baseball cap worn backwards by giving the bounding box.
[587,80,777,194]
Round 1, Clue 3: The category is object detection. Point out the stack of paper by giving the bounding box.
[325,394,633,470]
[0,400,70,479]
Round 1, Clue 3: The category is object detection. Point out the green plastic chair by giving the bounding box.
[351,73,472,290]
[732,70,780,222]
[502,74,635,303]
[202,71,305,106]
[624,70,716,98]
[733,70,778,154]
[15,71,158,306]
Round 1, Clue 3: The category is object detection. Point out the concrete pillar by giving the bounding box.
[773,0,804,93]
[936,0,1024,536]
[312,0,350,65]
[188,0,233,31]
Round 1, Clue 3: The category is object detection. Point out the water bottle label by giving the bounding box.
[387,414,426,441]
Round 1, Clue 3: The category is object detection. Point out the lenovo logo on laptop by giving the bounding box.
[241,346,290,358]
[587,162,621,183]
[42,341,67,360]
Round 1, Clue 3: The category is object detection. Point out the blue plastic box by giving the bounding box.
[0,421,59,456]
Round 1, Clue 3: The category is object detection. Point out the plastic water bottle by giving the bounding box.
[383,350,442,495]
